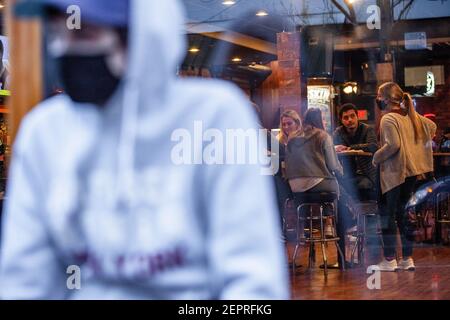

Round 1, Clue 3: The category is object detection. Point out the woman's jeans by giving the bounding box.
[379,176,417,259]
[274,175,292,233]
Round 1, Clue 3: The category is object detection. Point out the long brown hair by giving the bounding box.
[303,108,325,131]
[378,82,425,142]
[278,109,302,145]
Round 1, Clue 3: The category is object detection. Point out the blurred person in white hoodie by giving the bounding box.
[0,0,289,299]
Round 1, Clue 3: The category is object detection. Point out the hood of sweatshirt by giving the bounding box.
[1,0,289,299]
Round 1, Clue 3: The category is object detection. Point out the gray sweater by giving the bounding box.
[285,128,343,180]
[373,113,437,194]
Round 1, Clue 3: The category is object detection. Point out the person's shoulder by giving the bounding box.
[316,128,331,141]
[360,122,375,132]
[418,114,437,126]
[380,113,399,125]
[174,78,256,126]
[21,95,71,135]
[15,95,77,146]
[333,125,345,136]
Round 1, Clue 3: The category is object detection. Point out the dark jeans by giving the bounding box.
[379,176,417,259]
[274,175,292,231]
[340,174,376,202]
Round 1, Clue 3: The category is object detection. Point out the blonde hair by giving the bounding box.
[378,82,425,142]
[278,109,302,145]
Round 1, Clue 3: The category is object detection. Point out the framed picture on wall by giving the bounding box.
[307,85,335,134]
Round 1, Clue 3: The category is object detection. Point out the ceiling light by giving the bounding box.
[222,0,236,5]
[256,10,269,17]
[232,57,242,62]
[343,82,358,95]
[188,48,200,53]
[343,85,353,95]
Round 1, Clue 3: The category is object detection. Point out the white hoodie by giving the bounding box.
[0,0,289,299]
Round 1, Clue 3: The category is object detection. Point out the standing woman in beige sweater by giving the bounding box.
[372,82,436,272]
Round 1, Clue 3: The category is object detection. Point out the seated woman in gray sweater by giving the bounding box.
[285,108,346,249]
[285,108,343,195]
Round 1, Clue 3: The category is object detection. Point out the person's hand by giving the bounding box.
[335,145,350,153]
[372,159,378,167]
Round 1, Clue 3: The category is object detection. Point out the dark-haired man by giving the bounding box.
[333,103,378,199]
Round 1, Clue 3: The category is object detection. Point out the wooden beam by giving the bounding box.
[201,31,277,55]
[186,22,277,55]
[334,37,450,50]
[6,0,44,144]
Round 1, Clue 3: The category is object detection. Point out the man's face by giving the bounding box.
[45,13,128,105]
[341,110,358,131]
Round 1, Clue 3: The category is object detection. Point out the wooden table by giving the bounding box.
[434,153,450,157]
[337,151,373,157]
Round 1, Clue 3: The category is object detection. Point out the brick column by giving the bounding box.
[276,31,304,116]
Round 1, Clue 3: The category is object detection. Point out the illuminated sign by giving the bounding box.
[308,86,331,107]
[425,71,435,96]
[357,110,368,121]
[307,85,333,133]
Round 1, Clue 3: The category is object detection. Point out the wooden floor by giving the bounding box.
[287,241,450,300]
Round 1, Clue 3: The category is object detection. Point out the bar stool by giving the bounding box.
[291,192,346,277]
[349,200,382,266]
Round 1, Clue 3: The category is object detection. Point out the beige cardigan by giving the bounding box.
[373,113,437,194]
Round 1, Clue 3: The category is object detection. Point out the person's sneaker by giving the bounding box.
[397,257,415,271]
[371,258,398,272]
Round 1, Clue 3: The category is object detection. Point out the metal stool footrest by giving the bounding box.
[291,192,345,277]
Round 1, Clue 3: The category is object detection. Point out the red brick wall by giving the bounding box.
[259,31,304,129]
[277,32,302,115]
[261,61,280,129]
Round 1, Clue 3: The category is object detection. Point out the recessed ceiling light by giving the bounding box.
[232,57,242,62]
[256,10,269,17]
[222,0,236,5]
[0,4,5,9]
[189,48,200,53]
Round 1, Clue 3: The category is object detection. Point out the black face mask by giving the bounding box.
[376,98,388,111]
[57,55,121,106]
